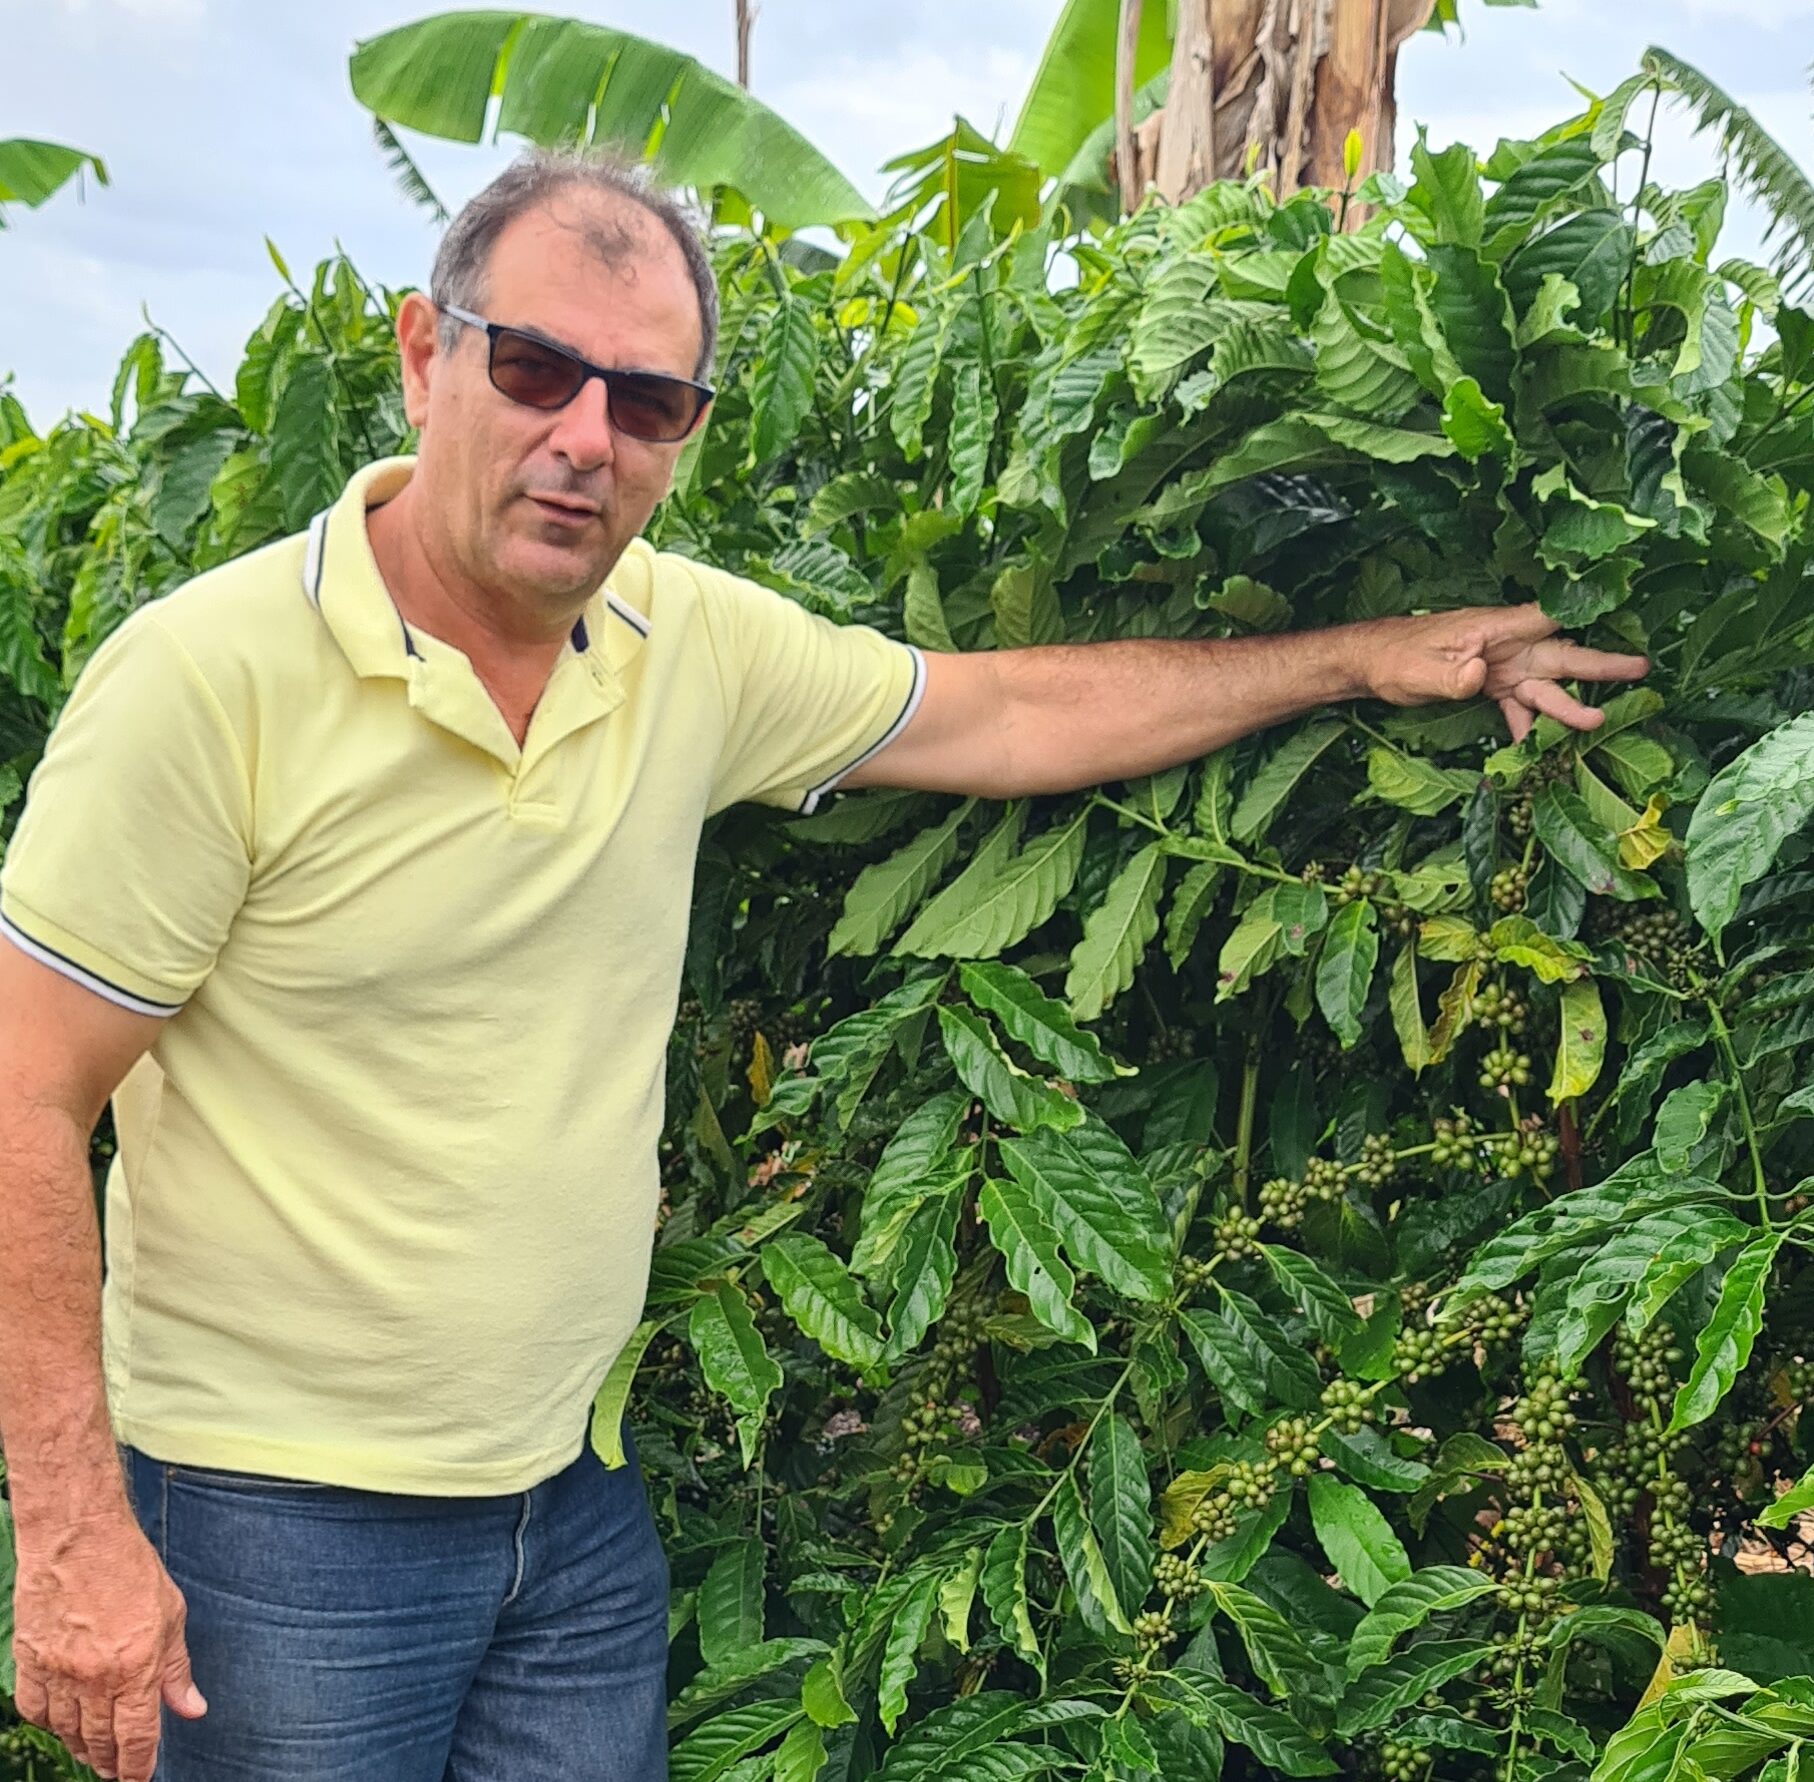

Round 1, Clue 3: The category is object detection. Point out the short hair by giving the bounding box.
[429,147,719,382]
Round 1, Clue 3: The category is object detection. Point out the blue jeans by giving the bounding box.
[121,1435,669,1781]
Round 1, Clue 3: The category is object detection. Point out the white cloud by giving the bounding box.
[49,0,205,19]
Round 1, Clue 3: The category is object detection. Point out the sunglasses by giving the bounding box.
[439,303,714,444]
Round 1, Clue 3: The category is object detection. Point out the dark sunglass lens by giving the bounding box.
[489,331,586,409]
[608,373,698,442]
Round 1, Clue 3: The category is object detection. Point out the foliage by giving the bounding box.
[348,11,872,231]
[7,67,1814,1782]
[0,140,107,228]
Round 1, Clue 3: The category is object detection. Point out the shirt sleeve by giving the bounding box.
[692,561,925,816]
[0,611,253,1015]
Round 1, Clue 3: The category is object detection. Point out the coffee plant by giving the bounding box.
[8,69,1814,1782]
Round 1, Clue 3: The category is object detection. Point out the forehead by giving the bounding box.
[479,193,701,376]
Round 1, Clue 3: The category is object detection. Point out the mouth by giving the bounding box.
[524,492,602,527]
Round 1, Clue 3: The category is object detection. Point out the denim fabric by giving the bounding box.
[121,1434,668,1781]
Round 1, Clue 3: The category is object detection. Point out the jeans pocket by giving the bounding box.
[164,1463,336,1494]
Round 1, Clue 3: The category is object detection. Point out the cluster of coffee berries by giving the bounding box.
[726,995,764,1047]
[1511,1366,1581,1444]
[1479,1042,1534,1093]
[1464,1293,1524,1345]
[1334,866,1389,905]
[1353,1132,1399,1187]
[1430,1110,1484,1170]
[1473,979,1528,1033]
[1176,1253,1216,1296]
[1479,1120,1561,1183]
[1393,1323,1452,1386]
[1321,1377,1376,1433]
[1378,1735,1432,1780]
[1154,1552,1205,1602]
[1258,1174,1310,1229]
[1305,1156,1348,1201]
[1146,1025,1194,1062]
[892,1397,951,1478]
[1489,865,1528,912]
[1190,1459,1276,1540]
[1211,1209,1263,1262]
[929,1298,990,1376]
[1131,1608,1176,1652]
[1263,1414,1321,1477]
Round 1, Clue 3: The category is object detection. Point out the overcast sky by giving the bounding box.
[5,0,1812,422]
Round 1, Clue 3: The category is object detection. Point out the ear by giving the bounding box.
[396,292,444,430]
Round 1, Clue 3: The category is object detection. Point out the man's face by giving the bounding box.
[407,194,706,620]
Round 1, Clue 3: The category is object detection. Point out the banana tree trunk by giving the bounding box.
[1122,0,1436,225]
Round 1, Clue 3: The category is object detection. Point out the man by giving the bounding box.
[0,149,1645,1782]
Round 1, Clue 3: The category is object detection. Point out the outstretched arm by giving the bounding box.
[844,605,1648,801]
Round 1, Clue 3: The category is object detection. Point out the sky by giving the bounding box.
[4,0,1812,422]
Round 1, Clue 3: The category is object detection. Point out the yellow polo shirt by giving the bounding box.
[1,457,922,1495]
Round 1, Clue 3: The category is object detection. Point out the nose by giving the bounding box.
[547,371,616,474]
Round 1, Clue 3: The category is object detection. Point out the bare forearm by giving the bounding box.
[975,625,1372,798]
[0,1102,129,1534]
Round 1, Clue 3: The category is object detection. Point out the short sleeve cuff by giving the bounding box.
[1,893,187,1017]
[792,644,927,815]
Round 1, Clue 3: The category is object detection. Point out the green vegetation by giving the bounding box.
[8,57,1814,1782]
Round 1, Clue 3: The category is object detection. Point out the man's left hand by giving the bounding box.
[1361,604,1650,742]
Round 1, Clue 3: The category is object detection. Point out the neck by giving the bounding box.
[365,483,578,742]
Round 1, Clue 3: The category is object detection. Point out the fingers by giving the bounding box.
[114,1691,164,1782]
[161,1638,207,1718]
[12,1663,50,1731]
[79,1694,120,1778]
[1535,641,1650,683]
[45,1683,85,1757]
[1448,653,1489,701]
[1482,603,1560,644]
[1498,694,1534,743]
[1521,677,1604,729]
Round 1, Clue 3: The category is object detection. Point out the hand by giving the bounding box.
[1361,604,1649,742]
[11,1511,206,1782]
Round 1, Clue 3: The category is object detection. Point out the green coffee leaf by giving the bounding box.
[1532,784,1659,902]
[689,1282,783,1465]
[936,1005,1084,1135]
[957,960,1124,1083]
[1232,722,1346,842]
[977,1175,1094,1349]
[1685,712,1814,939]
[1161,1672,1337,1776]
[893,806,1088,961]
[1315,897,1380,1049]
[850,1090,968,1278]
[589,1318,661,1470]
[828,801,974,956]
[894,805,1027,956]
[1204,1580,1323,1699]
[1336,1639,1496,1734]
[749,295,820,466]
[1262,1244,1362,1343]
[978,1527,1042,1675]
[878,1569,940,1732]
[1390,944,1430,1073]
[1090,1413,1153,1621]
[670,1699,804,1782]
[1669,1231,1783,1432]
[761,1233,886,1376]
[1549,978,1607,1102]
[1344,1568,1496,1678]
[1052,1470,1131,1634]
[884,1192,962,1362]
[1065,843,1167,1021]
[698,1535,766,1668]
[999,1123,1169,1300]
[1307,1474,1412,1606]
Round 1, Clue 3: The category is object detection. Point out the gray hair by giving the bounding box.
[429,147,719,382]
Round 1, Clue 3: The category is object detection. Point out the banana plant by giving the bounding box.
[0,138,107,228]
[347,11,872,232]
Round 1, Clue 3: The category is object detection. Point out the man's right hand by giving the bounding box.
[11,1510,207,1782]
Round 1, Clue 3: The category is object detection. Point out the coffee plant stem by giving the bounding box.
[1233,1045,1261,1208]
[1705,995,1772,1230]
[1029,1358,1139,1524]
[1089,793,1172,838]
